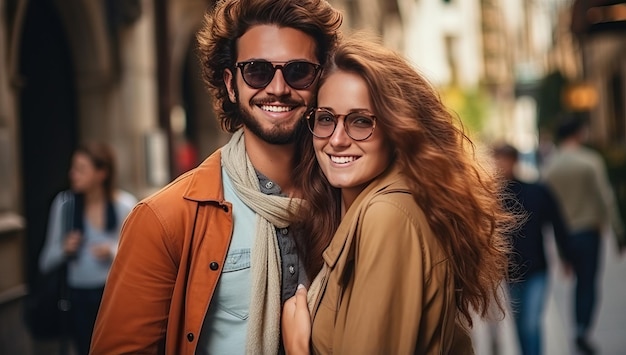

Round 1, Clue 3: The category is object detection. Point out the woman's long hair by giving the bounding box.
[293,33,513,326]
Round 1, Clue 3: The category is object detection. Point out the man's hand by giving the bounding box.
[282,284,311,355]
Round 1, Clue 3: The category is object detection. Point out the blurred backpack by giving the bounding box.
[23,190,81,339]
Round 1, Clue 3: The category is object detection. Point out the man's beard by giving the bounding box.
[236,94,305,145]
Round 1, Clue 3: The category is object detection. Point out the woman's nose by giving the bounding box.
[329,119,351,147]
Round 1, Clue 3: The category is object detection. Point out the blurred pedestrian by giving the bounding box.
[493,142,570,355]
[281,34,513,354]
[90,1,343,354]
[38,141,137,355]
[542,114,626,355]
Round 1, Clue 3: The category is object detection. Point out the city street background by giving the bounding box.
[473,230,626,354]
[1,0,625,353]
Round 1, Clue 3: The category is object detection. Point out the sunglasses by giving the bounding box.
[307,108,377,141]
[235,60,321,90]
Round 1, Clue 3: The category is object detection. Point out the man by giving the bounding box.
[90,1,342,354]
[493,143,570,355]
[542,115,625,355]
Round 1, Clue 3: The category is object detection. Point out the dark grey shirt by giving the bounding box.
[257,172,309,304]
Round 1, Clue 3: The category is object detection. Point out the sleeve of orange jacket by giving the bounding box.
[91,202,179,354]
[333,197,451,354]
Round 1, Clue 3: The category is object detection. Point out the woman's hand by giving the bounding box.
[63,230,82,256]
[282,284,312,355]
[91,243,114,261]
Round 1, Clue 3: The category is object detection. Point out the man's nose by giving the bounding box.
[264,69,291,96]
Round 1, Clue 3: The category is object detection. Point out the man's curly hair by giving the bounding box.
[196,0,343,133]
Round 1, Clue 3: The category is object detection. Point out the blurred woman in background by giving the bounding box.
[39,141,136,355]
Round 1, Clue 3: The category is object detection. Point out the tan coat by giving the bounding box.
[311,167,474,354]
[91,150,234,355]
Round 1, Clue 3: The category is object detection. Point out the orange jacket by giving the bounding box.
[91,150,233,355]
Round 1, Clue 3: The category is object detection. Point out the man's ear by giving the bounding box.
[224,69,236,103]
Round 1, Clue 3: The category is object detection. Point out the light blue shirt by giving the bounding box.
[196,167,255,355]
[38,190,137,288]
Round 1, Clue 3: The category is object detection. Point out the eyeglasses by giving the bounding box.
[235,60,321,90]
[307,108,377,141]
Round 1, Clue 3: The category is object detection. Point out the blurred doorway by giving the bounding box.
[18,0,78,288]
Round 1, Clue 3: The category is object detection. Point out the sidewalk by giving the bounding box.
[472,232,626,355]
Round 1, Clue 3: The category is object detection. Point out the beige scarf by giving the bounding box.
[221,129,302,354]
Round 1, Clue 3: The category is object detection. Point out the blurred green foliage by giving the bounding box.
[537,70,567,133]
[441,86,490,135]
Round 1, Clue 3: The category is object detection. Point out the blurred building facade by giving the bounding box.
[569,0,626,245]
[398,0,574,155]
[395,0,625,179]
[570,0,626,145]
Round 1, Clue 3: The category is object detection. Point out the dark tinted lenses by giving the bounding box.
[237,61,320,89]
[241,62,275,88]
[282,62,319,89]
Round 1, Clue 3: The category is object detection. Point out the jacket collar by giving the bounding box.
[182,149,225,202]
[322,165,409,268]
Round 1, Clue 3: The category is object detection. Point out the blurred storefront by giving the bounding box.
[570,0,626,229]
[570,0,626,144]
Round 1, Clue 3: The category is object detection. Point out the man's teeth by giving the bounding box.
[260,105,293,112]
[331,156,357,164]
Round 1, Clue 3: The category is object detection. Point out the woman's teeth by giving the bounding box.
[331,156,357,164]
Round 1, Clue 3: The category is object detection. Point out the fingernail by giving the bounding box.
[297,284,305,290]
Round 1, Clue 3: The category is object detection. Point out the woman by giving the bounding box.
[282,34,514,354]
[39,141,137,355]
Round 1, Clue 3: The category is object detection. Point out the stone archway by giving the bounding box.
[50,0,118,140]
[12,0,147,293]
[16,0,82,291]
[43,0,160,196]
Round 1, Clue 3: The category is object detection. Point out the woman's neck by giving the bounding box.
[340,187,364,217]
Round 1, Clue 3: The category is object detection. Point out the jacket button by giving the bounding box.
[209,262,219,271]
[187,332,194,342]
[222,205,229,212]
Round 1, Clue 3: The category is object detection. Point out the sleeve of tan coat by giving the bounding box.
[91,202,179,354]
[333,197,453,353]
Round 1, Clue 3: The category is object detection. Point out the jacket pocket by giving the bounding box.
[216,248,251,320]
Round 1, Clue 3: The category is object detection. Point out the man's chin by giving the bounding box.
[249,129,298,145]
[239,107,305,145]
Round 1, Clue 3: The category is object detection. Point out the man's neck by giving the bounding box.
[243,130,298,196]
